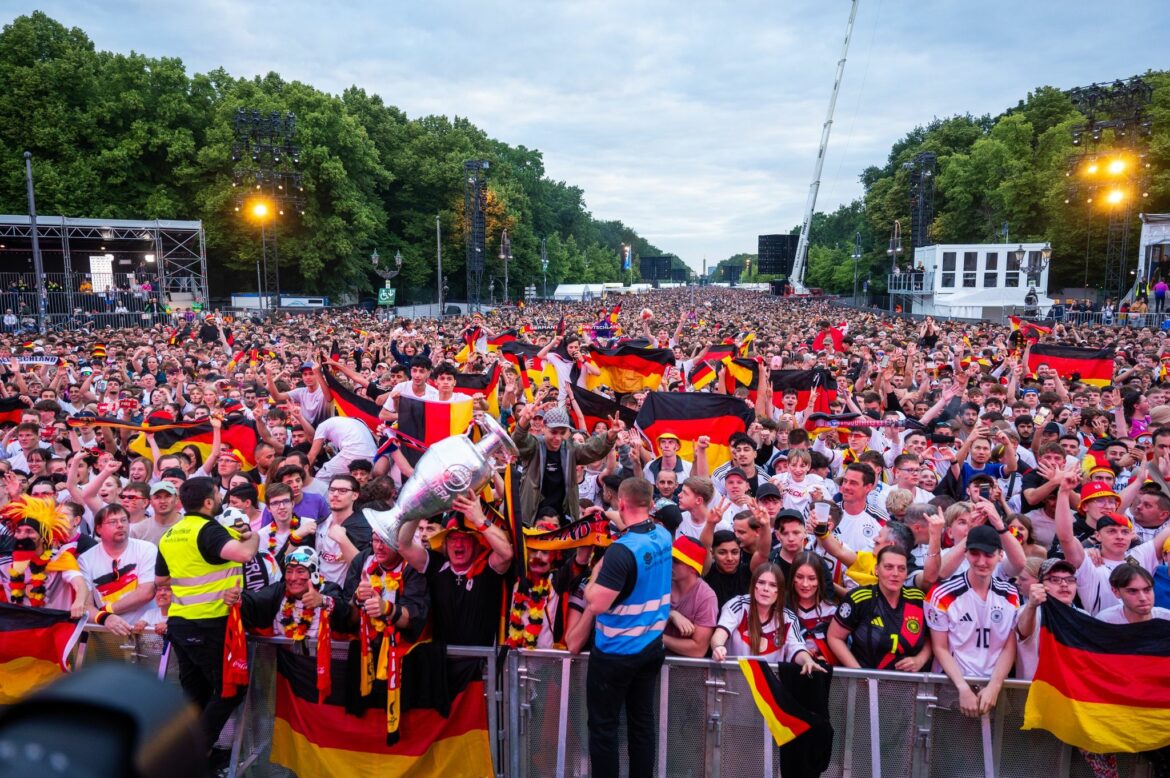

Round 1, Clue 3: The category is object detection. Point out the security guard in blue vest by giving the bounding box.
[578,477,672,778]
[155,476,259,766]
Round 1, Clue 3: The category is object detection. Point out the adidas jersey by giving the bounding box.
[835,508,884,554]
[926,572,1020,678]
[715,595,805,663]
[833,584,928,669]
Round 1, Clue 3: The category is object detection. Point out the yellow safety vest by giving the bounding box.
[159,514,242,620]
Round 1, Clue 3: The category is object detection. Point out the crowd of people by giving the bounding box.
[1,286,1169,776]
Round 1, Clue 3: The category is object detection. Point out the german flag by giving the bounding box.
[125,416,261,469]
[454,326,485,364]
[739,658,815,746]
[608,303,621,325]
[486,330,517,352]
[0,604,86,704]
[453,364,502,418]
[687,362,717,391]
[721,357,762,401]
[0,396,30,426]
[736,332,756,357]
[323,368,383,433]
[395,396,474,465]
[635,392,754,470]
[92,342,107,361]
[270,643,493,777]
[574,387,637,433]
[500,342,556,400]
[1023,600,1170,753]
[1026,344,1114,387]
[699,343,736,365]
[770,368,837,413]
[1009,315,1051,343]
[585,344,674,395]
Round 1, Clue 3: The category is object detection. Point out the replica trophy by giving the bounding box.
[365,414,519,550]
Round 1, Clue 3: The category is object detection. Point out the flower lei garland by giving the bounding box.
[267,516,301,555]
[8,550,52,607]
[278,594,315,640]
[506,574,552,648]
[366,558,402,632]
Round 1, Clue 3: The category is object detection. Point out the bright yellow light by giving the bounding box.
[251,202,269,218]
[1085,163,1099,175]
[1107,158,1125,175]
[1105,189,1125,205]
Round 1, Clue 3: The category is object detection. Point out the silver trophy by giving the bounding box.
[365,413,519,550]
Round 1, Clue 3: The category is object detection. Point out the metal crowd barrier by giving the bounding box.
[70,629,1155,778]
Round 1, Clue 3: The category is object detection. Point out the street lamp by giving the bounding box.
[240,197,274,311]
[498,229,512,306]
[887,220,903,313]
[540,238,548,299]
[851,231,862,303]
[489,278,496,305]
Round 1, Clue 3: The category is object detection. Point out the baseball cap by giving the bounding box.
[671,535,706,574]
[756,482,782,501]
[1042,422,1063,435]
[966,525,1003,554]
[1080,481,1120,504]
[542,408,572,430]
[1095,512,1133,531]
[150,481,178,496]
[299,362,316,373]
[1038,558,1076,580]
[724,467,750,483]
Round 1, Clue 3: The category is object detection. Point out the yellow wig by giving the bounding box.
[0,496,72,546]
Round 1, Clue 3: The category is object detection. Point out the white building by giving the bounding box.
[890,242,1053,320]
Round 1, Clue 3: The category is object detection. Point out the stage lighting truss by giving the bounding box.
[1063,151,1151,206]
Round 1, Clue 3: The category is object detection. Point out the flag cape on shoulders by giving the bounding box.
[0,604,85,704]
[635,392,754,470]
[1026,344,1113,387]
[1023,599,1170,753]
[585,344,674,395]
[323,368,383,433]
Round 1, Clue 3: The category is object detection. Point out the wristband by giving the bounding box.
[95,605,113,625]
[995,526,1009,534]
[477,519,494,533]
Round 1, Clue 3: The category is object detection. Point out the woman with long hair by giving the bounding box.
[710,563,824,675]
[785,551,839,665]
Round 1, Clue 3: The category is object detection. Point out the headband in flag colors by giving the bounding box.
[573,387,638,433]
[522,517,616,551]
[770,368,838,413]
[1023,599,1170,753]
[394,396,474,466]
[322,367,382,434]
[635,392,754,471]
[452,364,502,418]
[585,344,674,395]
[1025,344,1114,387]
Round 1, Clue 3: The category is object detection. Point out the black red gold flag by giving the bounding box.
[687,362,717,391]
[452,364,502,417]
[323,368,383,433]
[486,330,517,352]
[395,396,474,465]
[585,344,674,395]
[1025,344,1114,387]
[271,643,493,777]
[573,387,637,433]
[721,357,762,401]
[0,603,85,703]
[635,391,753,470]
[124,416,261,469]
[770,368,838,413]
[0,397,30,426]
[1023,599,1170,753]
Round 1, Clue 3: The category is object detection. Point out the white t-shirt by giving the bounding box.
[313,515,350,586]
[288,386,326,423]
[79,539,158,625]
[926,572,1020,678]
[313,416,377,458]
[715,596,806,663]
[1096,605,1170,624]
[772,472,828,515]
[836,507,883,554]
[1075,541,1159,615]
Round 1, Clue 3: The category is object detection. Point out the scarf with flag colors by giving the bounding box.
[0,603,86,703]
[322,367,383,434]
[635,392,754,470]
[1025,344,1114,387]
[585,344,674,394]
[270,641,493,777]
[452,364,502,418]
[572,387,638,433]
[522,516,617,551]
[394,396,474,465]
[1023,600,1170,753]
[0,396,30,426]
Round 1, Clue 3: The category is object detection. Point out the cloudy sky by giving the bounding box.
[6,1,1166,271]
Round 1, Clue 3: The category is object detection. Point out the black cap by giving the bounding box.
[756,482,782,501]
[966,525,1003,554]
[724,467,750,483]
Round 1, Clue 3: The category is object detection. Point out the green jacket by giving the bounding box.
[512,423,614,527]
